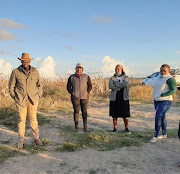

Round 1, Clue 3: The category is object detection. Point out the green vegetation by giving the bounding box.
[167,129,179,138]
[37,113,51,126]
[56,126,153,152]
[56,126,179,152]
[0,107,51,131]
[89,169,98,174]
[0,107,18,131]
[0,145,25,163]
[23,144,47,154]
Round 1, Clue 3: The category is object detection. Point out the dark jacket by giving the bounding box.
[67,73,92,100]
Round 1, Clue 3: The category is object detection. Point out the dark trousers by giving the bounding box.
[71,99,88,125]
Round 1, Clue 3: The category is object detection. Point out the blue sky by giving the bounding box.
[0,0,180,78]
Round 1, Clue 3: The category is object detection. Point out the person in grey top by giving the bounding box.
[109,64,131,134]
[67,63,92,132]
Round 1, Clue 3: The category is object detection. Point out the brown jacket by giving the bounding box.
[67,73,92,100]
[9,65,42,107]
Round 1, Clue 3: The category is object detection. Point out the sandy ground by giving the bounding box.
[0,102,180,174]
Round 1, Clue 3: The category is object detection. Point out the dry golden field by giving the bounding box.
[0,77,179,111]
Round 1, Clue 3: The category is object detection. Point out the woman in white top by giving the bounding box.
[150,64,177,143]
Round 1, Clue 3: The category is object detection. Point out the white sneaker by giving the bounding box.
[150,137,158,143]
[158,135,167,139]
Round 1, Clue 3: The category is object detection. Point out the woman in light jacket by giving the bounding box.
[109,64,131,134]
[150,64,177,143]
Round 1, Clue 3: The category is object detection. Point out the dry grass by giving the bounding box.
[1,77,179,111]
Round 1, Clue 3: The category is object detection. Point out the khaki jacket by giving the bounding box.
[109,74,129,101]
[9,65,43,107]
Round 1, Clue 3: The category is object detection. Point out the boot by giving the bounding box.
[34,139,43,146]
[17,141,24,149]
[83,124,90,132]
[73,122,79,132]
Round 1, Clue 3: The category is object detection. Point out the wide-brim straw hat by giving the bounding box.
[18,53,33,61]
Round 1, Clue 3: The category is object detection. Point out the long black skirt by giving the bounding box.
[109,89,130,118]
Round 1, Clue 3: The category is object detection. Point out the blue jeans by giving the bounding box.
[154,101,172,137]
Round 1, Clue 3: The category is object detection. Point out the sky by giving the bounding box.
[0,0,180,78]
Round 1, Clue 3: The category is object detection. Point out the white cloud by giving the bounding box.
[91,14,113,24]
[38,56,59,80]
[0,18,27,29]
[0,30,15,40]
[0,59,12,77]
[0,56,59,80]
[100,56,129,77]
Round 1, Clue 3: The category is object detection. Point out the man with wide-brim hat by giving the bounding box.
[9,53,43,149]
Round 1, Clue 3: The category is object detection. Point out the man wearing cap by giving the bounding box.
[67,63,92,132]
[9,53,43,149]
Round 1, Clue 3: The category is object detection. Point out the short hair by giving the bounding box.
[160,64,171,75]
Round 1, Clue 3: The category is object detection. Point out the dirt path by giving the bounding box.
[0,102,180,174]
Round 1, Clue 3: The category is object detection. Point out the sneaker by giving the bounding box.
[125,128,131,134]
[17,141,24,149]
[111,129,117,133]
[158,135,167,139]
[34,139,43,146]
[150,137,158,143]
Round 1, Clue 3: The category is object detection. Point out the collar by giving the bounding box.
[75,73,83,77]
[18,65,32,75]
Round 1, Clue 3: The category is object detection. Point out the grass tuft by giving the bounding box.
[56,127,154,152]
[0,145,25,163]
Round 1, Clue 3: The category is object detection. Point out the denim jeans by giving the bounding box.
[154,100,172,137]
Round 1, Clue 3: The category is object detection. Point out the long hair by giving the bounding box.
[115,64,125,76]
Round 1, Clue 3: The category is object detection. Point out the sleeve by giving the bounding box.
[67,76,73,94]
[161,78,177,97]
[109,77,120,91]
[9,70,16,99]
[36,71,43,97]
[114,75,129,88]
[87,76,92,93]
